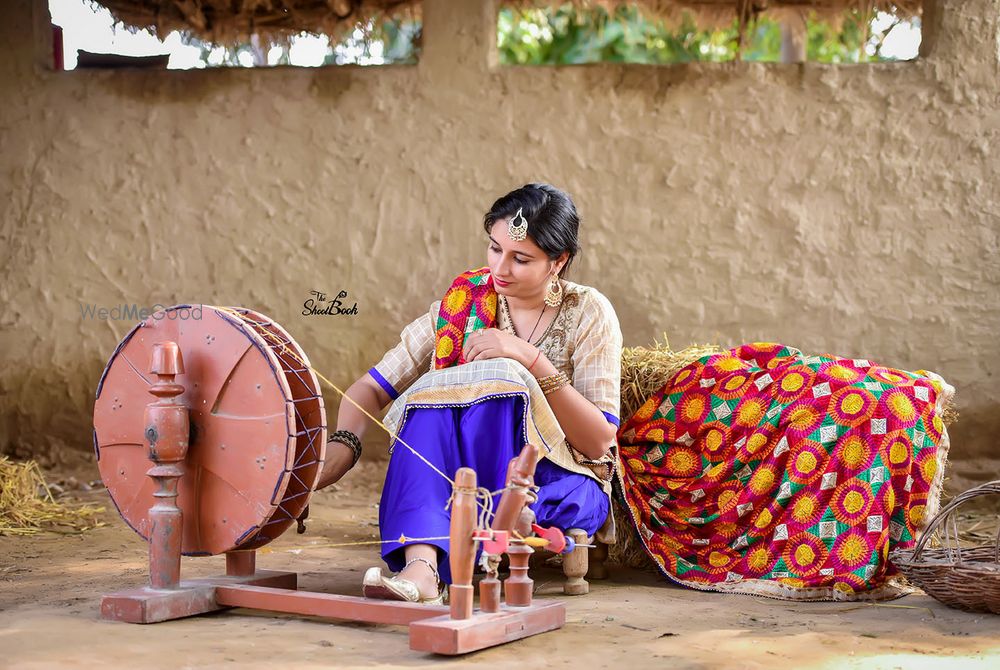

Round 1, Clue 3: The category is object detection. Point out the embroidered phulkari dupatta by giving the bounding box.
[433,267,498,369]
[617,342,953,600]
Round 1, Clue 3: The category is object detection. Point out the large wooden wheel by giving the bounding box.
[93,305,326,555]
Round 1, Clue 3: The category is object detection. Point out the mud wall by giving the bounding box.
[1,1,997,486]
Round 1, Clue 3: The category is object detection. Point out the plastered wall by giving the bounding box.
[1,0,997,487]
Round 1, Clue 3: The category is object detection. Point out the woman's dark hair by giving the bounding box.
[483,183,580,277]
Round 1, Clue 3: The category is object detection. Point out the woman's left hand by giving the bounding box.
[463,328,533,366]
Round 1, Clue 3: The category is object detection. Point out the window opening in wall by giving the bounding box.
[497,3,921,65]
[48,0,421,70]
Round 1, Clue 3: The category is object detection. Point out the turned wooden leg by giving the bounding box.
[587,541,609,580]
[562,528,590,595]
[225,550,256,577]
[504,545,534,607]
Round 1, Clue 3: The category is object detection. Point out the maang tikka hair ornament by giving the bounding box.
[508,207,528,242]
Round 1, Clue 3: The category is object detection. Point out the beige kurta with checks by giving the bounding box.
[368,279,623,542]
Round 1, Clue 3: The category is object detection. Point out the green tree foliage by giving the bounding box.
[498,5,738,64]
[497,4,920,65]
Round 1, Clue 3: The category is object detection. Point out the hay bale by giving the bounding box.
[0,457,106,536]
[620,335,722,424]
[609,500,658,570]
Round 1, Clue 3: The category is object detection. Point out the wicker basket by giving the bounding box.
[891,480,1000,614]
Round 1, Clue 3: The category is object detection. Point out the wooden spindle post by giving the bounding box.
[480,445,537,613]
[144,341,188,590]
[501,445,539,608]
[449,468,477,620]
[492,445,537,531]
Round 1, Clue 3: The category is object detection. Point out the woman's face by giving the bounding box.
[487,219,565,298]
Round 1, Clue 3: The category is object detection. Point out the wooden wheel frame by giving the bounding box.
[93,304,564,655]
[94,305,325,555]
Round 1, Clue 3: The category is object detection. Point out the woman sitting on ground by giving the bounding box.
[315,183,624,604]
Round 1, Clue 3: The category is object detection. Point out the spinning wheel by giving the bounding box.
[93,305,565,655]
[94,305,325,555]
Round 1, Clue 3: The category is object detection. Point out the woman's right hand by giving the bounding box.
[464,328,534,367]
[314,373,392,491]
[315,438,357,490]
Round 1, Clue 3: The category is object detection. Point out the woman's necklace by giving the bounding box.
[524,304,546,343]
[500,295,546,344]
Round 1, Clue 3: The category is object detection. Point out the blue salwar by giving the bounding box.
[378,394,609,584]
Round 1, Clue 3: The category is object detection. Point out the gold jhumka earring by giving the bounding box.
[544,275,563,308]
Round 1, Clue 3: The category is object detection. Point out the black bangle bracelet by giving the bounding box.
[328,430,362,467]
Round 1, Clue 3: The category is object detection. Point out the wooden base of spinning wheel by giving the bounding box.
[101,556,563,655]
[100,511,563,655]
[94,308,566,655]
[408,602,565,654]
[101,464,565,654]
[101,552,297,624]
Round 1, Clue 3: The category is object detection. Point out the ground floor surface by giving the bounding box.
[2,461,998,669]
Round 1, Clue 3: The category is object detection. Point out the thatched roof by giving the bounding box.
[93,1,923,44]
[94,1,420,43]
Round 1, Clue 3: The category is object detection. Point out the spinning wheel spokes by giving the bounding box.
[222,308,326,547]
